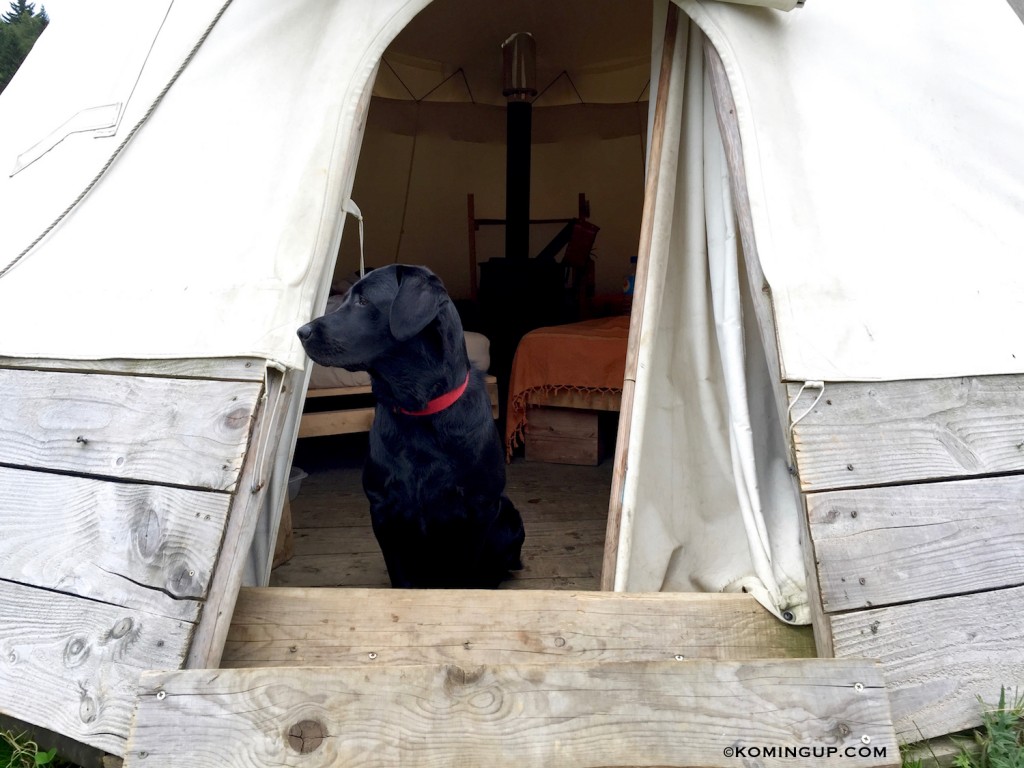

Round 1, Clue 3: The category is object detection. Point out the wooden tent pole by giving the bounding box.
[601,2,681,590]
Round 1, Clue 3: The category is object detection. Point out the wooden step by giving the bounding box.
[125,591,898,766]
[221,587,816,667]
[124,657,898,767]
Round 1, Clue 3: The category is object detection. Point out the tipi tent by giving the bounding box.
[1,0,1023,756]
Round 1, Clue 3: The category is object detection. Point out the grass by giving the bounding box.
[0,730,66,768]
[904,687,1024,768]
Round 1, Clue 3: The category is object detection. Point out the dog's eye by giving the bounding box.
[356,295,369,307]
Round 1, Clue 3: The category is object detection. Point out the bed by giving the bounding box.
[298,294,498,438]
[505,315,629,464]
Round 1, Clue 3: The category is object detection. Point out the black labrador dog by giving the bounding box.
[296,264,525,588]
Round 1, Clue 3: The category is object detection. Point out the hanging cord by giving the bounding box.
[393,101,420,264]
[531,70,584,106]
[382,56,417,100]
[381,58,475,264]
[0,0,236,281]
[343,198,365,278]
[635,79,651,173]
[418,66,474,103]
[787,380,826,438]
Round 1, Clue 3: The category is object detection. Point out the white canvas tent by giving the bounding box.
[1,0,1023,617]
[609,0,1024,625]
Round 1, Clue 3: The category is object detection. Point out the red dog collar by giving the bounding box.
[398,372,470,416]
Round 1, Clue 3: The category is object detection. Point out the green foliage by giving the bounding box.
[903,687,1024,768]
[0,1,48,95]
[0,730,64,768]
[954,687,1024,768]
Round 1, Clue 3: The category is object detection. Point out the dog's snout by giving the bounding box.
[296,323,313,342]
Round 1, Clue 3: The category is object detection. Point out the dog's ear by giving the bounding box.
[389,265,445,342]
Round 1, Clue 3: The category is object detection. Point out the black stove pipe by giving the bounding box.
[502,33,536,261]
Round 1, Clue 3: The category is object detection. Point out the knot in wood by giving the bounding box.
[63,636,91,668]
[223,406,251,430]
[79,694,98,724]
[287,720,326,754]
[170,565,198,596]
[444,664,484,690]
[110,617,134,639]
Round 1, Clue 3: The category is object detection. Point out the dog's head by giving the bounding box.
[296,264,452,372]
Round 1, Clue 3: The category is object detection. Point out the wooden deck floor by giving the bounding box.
[270,434,613,590]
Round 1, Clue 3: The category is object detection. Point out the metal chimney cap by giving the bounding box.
[502,32,537,101]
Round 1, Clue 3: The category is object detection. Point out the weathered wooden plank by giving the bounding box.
[808,475,1024,612]
[526,406,602,465]
[125,659,896,768]
[267,550,402,588]
[271,458,613,590]
[799,492,835,658]
[285,525,381,556]
[830,584,1024,741]
[0,466,230,622]
[268,531,605,590]
[603,4,681,591]
[285,471,617,530]
[185,367,292,669]
[304,383,374,397]
[286,517,606,558]
[0,356,267,381]
[272,498,295,569]
[0,580,192,756]
[787,376,1024,491]
[517,543,603,582]
[0,368,261,490]
[223,589,814,668]
[271,549,603,590]
[298,406,376,436]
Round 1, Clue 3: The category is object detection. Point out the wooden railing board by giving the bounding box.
[0,580,192,756]
[0,357,277,759]
[184,367,291,670]
[808,475,1024,612]
[830,583,1024,741]
[787,376,1024,492]
[0,466,230,622]
[0,356,267,381]
[0,368,262,491]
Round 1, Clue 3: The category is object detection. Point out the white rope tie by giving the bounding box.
[343,198,365,277]
[787,380,825,437]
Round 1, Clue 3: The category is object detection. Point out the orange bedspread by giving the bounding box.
[505,315,629,458]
